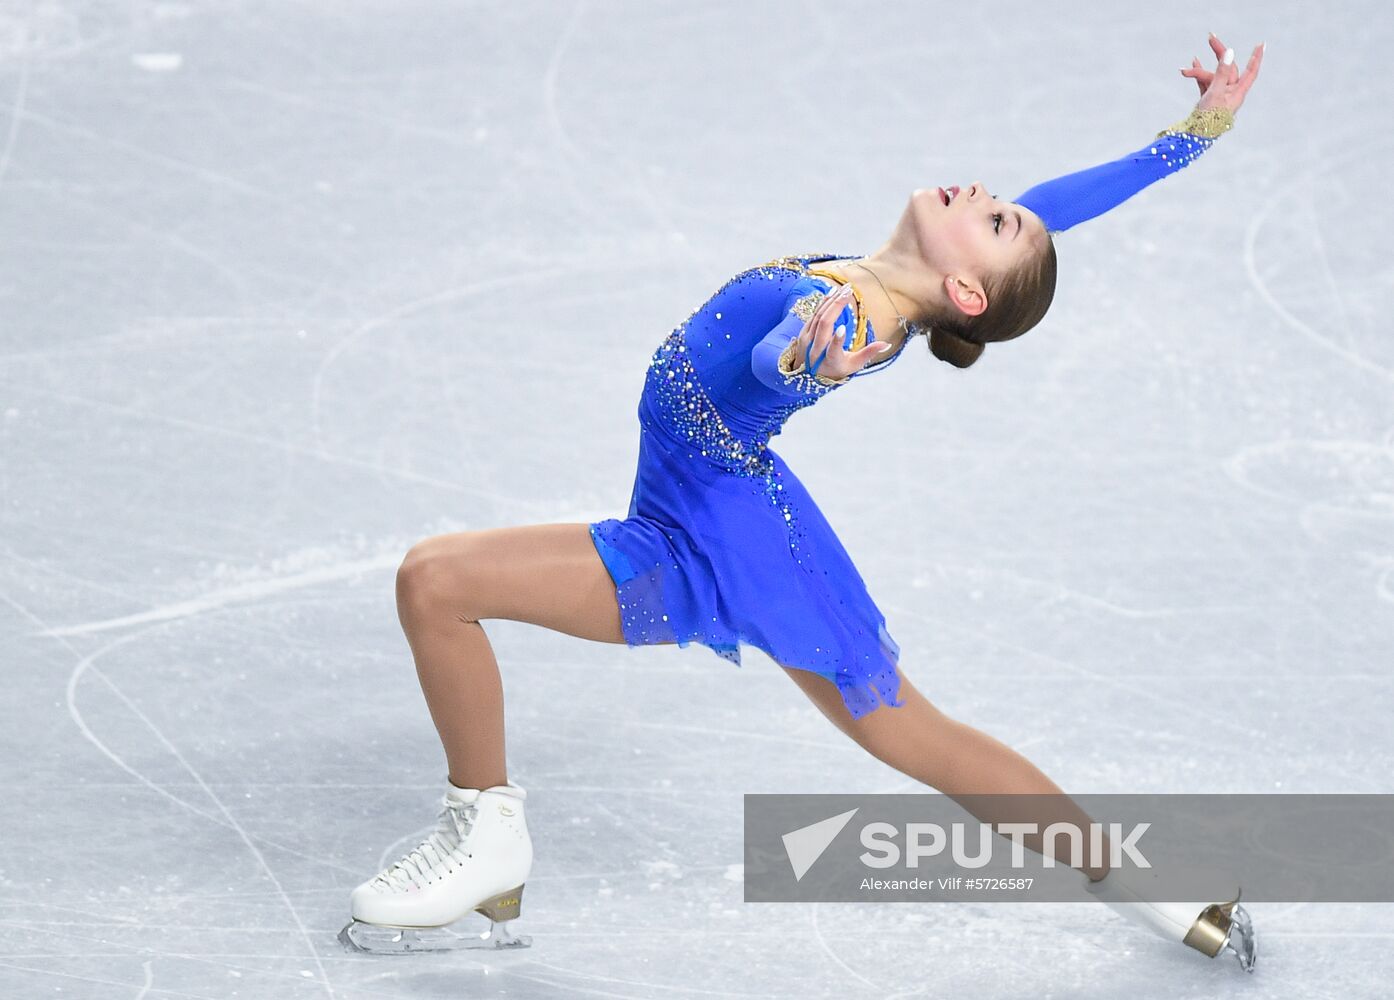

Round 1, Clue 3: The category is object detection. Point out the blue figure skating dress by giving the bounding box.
[589,107,1235,719]
[590,252,910,717]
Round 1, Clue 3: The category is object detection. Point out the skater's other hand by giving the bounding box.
[794,284,894,381]
[1181,33,1264,114]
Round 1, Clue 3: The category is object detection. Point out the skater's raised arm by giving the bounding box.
[1013,33,1264,234]
[743,35,1262,378]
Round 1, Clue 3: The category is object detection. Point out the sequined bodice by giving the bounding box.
[636,252,895,478]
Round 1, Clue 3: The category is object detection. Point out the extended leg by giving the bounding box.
[395,523,632,790]
[782,663,1258,970]
[781,664,1110,881]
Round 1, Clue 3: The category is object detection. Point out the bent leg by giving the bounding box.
[396,523,635,789]
[782,664,1109,881]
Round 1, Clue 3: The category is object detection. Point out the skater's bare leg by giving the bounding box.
[783,665,1110,882]
[396,523,631,791]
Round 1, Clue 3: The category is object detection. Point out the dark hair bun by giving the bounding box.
[928,327,986,369]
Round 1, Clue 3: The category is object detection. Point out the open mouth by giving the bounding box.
[937,185,961,206]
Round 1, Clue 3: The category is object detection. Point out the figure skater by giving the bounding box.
[339,33,1265,970]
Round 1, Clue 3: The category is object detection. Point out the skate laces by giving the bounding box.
[372,797,479,892]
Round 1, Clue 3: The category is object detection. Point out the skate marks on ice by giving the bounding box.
[52,619,341,999]
[0,375,535,519]
[0,2,33,193]
[0,3,185,66]
[1224,439,1394,523]
[1225,437,1394,610]
[1241,134,1394,385]
[884,594,1274,744]
[34,527,539,641]
[0,589,346,995]
[39,549,403,638]
[1230,129,1394,609]
[307,265,576,467]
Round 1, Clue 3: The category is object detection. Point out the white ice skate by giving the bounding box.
[1083,862,1257,972]
[339,780,534,954]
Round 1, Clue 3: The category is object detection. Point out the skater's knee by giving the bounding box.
[397,536,479,624]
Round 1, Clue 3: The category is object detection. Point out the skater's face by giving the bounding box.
[908,182,1048,320]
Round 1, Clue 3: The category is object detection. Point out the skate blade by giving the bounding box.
[338,918,532,954]
[1222,903,1258,973]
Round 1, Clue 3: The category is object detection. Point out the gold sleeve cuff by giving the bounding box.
[778,340,848,388]
[1156,105,1235,140]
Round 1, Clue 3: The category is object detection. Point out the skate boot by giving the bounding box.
[339,780,533,954]
[1083,863,1257,973]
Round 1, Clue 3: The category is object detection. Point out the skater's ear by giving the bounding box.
[925,235,1056,368]
[944,275,986,318]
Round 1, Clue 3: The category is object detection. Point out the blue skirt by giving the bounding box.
[588,413,905,720]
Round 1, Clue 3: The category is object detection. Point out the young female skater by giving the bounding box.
[339,33,1265,970]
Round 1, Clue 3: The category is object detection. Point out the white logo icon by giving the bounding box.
[783,808,859,881]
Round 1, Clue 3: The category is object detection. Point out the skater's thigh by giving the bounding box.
[780,664,953,765]
[400,523,629,645]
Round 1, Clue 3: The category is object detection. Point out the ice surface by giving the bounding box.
[2,1,1392,997]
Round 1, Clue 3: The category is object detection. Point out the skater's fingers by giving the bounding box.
[795,318,822,365]
[1201,54,1242,103]
[815,322,857,380]
[792,312,817,358]
[805,284,850,336]
[826,318,849,360]
[792,323,811,355]
[1207,32,1228,64]
[1193,39,1262,115]
[851,341,895,371]
[1201,64,1229,99]
[1236,43,1264,98]
[804,299,840,375]
[796,290,838,354]
[1182,61,1212,98]
[819,313,853,376]
[828,283,856,317]
[811,286,840,320]
[817,286,855,340]
[798,284,855,375]
[806,289,843,340]
[1204,36,1243,94]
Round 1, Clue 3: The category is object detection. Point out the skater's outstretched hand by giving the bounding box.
[793,283,895,381]
[1181,32,1264,114]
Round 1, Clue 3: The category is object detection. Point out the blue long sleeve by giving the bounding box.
[750,277,854,398]
[1013,106,1236,234]
[751,308,811,395]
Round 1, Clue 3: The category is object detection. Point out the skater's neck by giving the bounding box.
[814,247,929,356]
